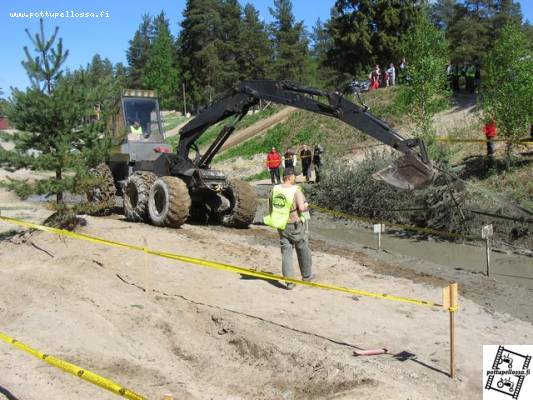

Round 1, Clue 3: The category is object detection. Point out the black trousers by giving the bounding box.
[269,168,281,184]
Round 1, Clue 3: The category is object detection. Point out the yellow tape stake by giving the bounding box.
[436,138,533,144]
[0,331,147,400]
[0,216,441,309]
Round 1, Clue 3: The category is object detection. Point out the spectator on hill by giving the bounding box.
[300,144,313,183]
[313,144,323,184]
[283,148,297,171]
[386,63,396,86]
[369,65,381,90]
[399,58,407,84]
[266,147,282,184]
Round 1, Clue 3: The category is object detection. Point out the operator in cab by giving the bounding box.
[128,120,144,141]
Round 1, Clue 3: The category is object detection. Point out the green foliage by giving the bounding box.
[309,150,411,221]
[1,22,111,206]
[0,88,7,116]
[179,0,223,110]
[326,0,421,83]
[481,23,533,162]
[217,0,244,89]
[126,14,153,88]
[143,12,179,109]
[240,3,273,80]
[395,14,450,155]
[269,0,309,82]
[443,0,523,63]
[22,19,69,95]
[244,169,271,181]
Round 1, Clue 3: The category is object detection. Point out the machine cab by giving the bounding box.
[108,89,171,182]
[116,89,164,144]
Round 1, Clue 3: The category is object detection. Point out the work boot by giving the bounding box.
[303,273,316,282]
[286,282,295,290]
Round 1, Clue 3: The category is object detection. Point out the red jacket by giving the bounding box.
[266,151,282,169]
[483,122,497,139]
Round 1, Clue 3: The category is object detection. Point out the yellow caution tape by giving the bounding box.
[0,215,441,309]
[436,138,533,144]
[0,331,147,400]
[309,204,481,241]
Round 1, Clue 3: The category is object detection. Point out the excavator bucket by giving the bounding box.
[373,153,437,190]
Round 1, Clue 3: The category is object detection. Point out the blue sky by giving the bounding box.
[1,0,532,95]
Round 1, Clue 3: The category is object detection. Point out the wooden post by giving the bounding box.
[481,224,493,277]
[443,283,459,379]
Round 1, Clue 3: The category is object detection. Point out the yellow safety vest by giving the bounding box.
[263,185,304,230]
[130,125,143,135]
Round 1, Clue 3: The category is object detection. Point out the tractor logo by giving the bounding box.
[272,193,288,209]
[484,345,532,399]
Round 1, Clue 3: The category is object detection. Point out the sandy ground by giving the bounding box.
[1,197,533,399]
[1,98,532,399]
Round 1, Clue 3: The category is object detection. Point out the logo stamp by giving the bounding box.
[484,345,532,399]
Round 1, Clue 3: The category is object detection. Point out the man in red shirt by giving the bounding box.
[483,120,497,162]
[266,147,282,184]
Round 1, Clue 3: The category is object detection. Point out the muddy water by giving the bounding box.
[308,216,533,289]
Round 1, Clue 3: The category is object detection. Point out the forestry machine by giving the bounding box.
[90,80,437,229]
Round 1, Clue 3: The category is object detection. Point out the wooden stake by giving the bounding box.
[485,238,491,277]
[448,283,458,379]
[482,224,493,277]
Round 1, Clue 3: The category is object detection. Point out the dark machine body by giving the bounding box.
[95,81,436,229]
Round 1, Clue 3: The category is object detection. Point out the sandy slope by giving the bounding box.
[1,212,532,400]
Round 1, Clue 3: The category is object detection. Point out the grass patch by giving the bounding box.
[165,105,282,150]
[244,169,271,182]
[162,115,188,132]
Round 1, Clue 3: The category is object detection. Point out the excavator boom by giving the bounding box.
[178,80,437,190]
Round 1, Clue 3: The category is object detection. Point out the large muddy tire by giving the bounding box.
[123,171,157,222]
[221,179,258,228]
[148,176,191,228]
[87,163,116,216]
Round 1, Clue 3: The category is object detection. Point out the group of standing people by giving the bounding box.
[368,58,408,90]
[266,145,323,185]
[447,63,481,93]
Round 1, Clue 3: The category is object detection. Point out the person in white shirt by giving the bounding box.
[386,63,396,86]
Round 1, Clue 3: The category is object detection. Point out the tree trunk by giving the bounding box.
[56,168,63,204]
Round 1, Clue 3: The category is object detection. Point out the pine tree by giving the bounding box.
[490,0,523,40]
[143,11,179,109]
[269,0,309,82]
[126,14,152,88]
[217,0,244,89]
[372,0,421,65]
[326,1,375,82]
[431,0,461,29]
[0,21,111,208]
[326,0,421,82]
[239,3,273,80]
[22,19,69,95]
[179,0,222,110]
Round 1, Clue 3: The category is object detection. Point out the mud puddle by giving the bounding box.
[309,217,533,289]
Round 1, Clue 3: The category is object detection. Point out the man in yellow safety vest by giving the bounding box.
[128,120,143,141]
[264,167,314,290]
